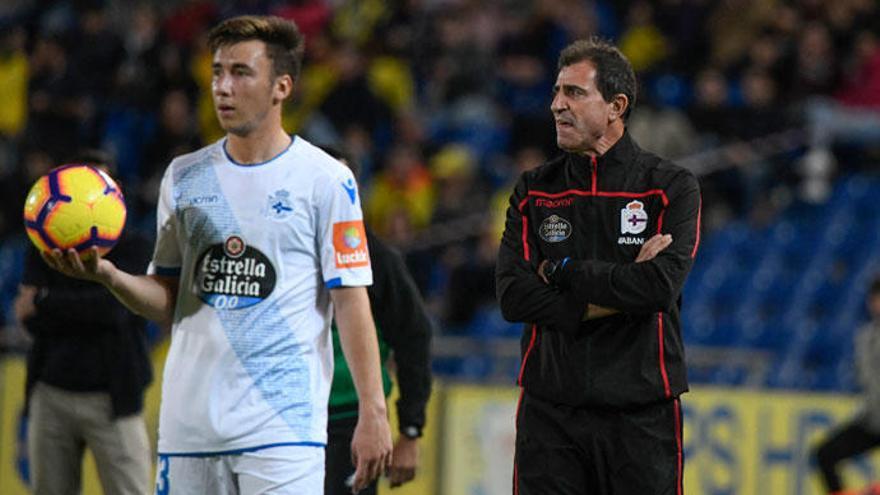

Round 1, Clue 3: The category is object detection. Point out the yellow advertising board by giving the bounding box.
[6,351,880,495]
[441,385,880,495]
[0,340,439,495]
[683,387,880,494]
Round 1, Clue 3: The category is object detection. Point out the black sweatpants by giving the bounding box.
[814,418,880,493]
[325,415,378,495]
[514,391,683,495]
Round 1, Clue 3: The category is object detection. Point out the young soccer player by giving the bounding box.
[42,15,392,494]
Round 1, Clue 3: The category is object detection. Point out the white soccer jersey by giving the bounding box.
[148,136,372,455]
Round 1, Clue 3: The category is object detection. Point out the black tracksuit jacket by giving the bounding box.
[496,132,701,409]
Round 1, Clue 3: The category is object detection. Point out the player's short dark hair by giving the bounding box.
[208,15,305,82]
[870,277,880,296]
[558,38,637,119]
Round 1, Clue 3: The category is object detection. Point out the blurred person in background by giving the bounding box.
[136,88,202,221]
[321,145,432,495]
[813,276,880,495]
[0,148,53,240]
[24,33,88,161]
[13,149,152,495]
[0,25,28,154]
[365,143,435,237]
[496,38,701,494]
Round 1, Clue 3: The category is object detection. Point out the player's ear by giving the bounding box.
[609,94,629,122]
[273,74,293,104]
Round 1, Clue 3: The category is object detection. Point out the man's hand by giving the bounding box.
[40,247,116,285]
[537,259,552,284]
[350,407,393,493]
[635,234,672,262]
[13,285,38,322]
[387,436,419,488]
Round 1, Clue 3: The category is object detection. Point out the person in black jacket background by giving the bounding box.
[320,145,433,495]
[13,150,153,495]
[496,38,701,495]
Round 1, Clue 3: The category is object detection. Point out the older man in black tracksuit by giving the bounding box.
[496,38,701,495]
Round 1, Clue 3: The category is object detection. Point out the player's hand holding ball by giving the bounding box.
[23,164,126,283]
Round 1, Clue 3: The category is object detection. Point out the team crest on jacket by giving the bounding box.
[539,215,572,242]
[620,200,648,235]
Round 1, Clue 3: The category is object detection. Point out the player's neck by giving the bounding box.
[225,126,292,165]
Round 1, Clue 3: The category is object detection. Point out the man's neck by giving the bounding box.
[226,127,291,165]
[581,122,625,158]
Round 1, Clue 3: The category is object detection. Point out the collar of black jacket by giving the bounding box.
[568,130,638,168]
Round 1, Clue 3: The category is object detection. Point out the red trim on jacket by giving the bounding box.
[674,398,683,495]
[528,188,670,206]
[518,197,530,261]
[658,313,671,398]
[691,195,702,258]
[517,325,538,386]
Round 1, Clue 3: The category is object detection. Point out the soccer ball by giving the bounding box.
[23,164,127,256]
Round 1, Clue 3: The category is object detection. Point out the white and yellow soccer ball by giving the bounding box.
[23,164,127,256]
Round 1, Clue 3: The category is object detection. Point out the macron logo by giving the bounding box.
[342,179,357,205]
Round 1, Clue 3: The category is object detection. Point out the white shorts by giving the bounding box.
[155,445,324,495]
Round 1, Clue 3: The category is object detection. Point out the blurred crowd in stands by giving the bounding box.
[0,0,879,339]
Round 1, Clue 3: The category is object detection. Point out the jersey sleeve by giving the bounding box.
[316,166,373,289]
[147,166,182,277]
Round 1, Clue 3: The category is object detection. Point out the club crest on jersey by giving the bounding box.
[620,200,648,235]
[333,221,370,268]
[195,235,277,310]
[539,215,572,243]
[266,189,294,220]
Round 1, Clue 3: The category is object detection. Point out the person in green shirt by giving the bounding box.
[322,145,433,495]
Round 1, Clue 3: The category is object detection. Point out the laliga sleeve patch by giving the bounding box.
[333,221,370,268]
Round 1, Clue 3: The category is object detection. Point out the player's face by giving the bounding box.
[550,60,614,154]
[211,40,284,136]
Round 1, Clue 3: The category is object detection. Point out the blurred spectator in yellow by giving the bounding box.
[332,0,389,47]
[191,30,225,144]
[618,0,668,73]
[429,144,480,225]
[0,26,28,140]
[366,143,434,236]
[708,0,779,70]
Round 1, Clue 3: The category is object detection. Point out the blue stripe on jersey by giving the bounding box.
[158,441,325,457]
[154,266,181,277]
[222,135,296,167]
[325,277,342,289]
[173,158,313,439]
